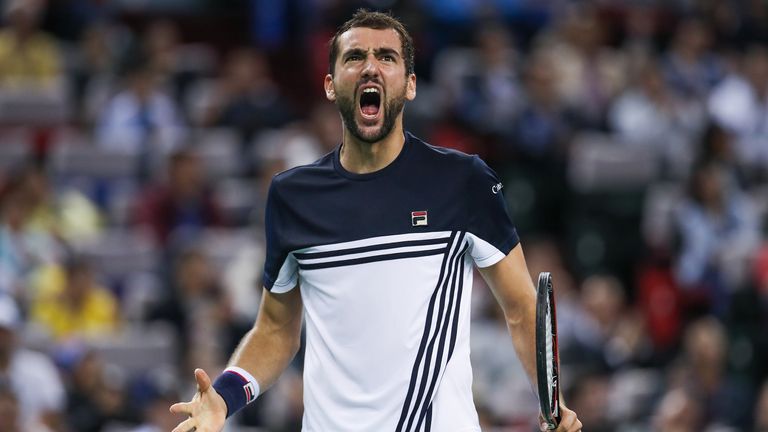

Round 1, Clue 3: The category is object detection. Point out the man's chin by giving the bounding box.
[353,123,388,143]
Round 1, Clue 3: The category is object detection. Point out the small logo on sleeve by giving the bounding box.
[243,382,257,403]
[491,182,503,194]
[411,211,428,226]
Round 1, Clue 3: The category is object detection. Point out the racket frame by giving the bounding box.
[536,271,561,430]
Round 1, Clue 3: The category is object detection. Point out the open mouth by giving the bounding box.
[359,86,381,119]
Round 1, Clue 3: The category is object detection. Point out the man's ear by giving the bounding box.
[406,73,416,101]
[324,74,336,101]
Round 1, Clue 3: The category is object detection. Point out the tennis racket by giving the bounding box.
[536,271,561,430]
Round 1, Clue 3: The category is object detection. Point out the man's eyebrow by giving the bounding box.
[374,47,401,58]
[342,48,367,58]
[342,47,401,58]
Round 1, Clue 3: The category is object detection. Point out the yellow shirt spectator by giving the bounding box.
[0,30,61,87]
[31,260,119,341]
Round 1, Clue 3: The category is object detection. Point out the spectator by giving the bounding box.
[653,387,704,432]
[132,149,224,245]
[0,0,62,89]
[565,372,615,432]
[471,295,539,427]
[0,171,61,298]
[129,382,185,432]
[580,275,649,369]
[0,296,65,431]
[662,17,723,100]
[14,164,103,245]
[513,49,570,161]
[95,57,186,154]
[200,48,292,143]
[674,162,760,315]
[708,44,768,181]
[451,23,523,139]
[59,345,133,432]
[252,102,341,174]
[609,59,706,179]
[140,20,184,97]
[30,256,120,341]
[695,123,741,180]
[69,22,125,126]
[539,5,627,129]
[147,247,230,373]
[665,316,752,428]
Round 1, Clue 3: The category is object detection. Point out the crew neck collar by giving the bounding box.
[333,132,411,181]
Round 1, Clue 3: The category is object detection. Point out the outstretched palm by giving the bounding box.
[170,368,228,432]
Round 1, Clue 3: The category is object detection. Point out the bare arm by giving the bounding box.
[479,244,581,432]
[230,286,304,392]
[170,286,302,432]
[478,244,539,386]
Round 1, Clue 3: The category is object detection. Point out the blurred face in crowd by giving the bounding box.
[565,7,605,55]
[673,19,711,57]
[19,167,48,208]
[175,250,214,297]
[525,52,559,107]
[692,164,726,211]
[66,263,95,308]
[581,275,625,331]
[72,351,102,392]
[5,0,43,37]
[655,388,703,432]
[226,48,271,93]
[0,388,19,432]
[0,189,32,231]
[567,375,610,430]
[684,317,726,370]
[145,20,179,57]
[325,27,416,144]
[639,62,666,99]
[744,46,768,93]
[169,152,204,199]
[130,68,160,102]
[476,24,514,67]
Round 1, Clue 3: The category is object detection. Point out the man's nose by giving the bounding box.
[361,54,379,77]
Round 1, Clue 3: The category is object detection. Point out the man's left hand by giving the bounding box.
[540,404,582,432]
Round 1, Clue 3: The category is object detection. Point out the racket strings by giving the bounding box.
[544,299,555,408]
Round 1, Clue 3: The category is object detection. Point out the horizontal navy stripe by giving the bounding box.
[293,237,450,260]
[297,248,448,270]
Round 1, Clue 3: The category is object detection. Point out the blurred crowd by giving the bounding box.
[0,0,767,431]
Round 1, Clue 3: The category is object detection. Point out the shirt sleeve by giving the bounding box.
[262,178,298,293]
[466,156,519,267]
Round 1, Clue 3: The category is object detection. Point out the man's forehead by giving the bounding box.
[338,27,402,54]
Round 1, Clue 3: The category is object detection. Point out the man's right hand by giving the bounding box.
[170,368,227,432]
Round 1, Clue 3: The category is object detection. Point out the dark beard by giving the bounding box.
[336,87,406,144]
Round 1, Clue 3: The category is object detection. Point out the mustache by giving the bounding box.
[355,78,383,92]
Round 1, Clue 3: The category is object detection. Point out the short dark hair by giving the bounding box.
[328,9,415,76]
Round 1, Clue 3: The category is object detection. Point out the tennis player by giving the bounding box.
[170,10,581,432]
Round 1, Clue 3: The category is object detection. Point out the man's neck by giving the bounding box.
[339,123,406,174]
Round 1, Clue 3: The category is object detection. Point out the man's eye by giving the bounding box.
[382,55,394,61]
[347,55,361,61]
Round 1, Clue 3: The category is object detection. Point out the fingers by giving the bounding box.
[555,408,582,432]
[171,416,197,432]
[169,401,194,415]
[195,368,212,392]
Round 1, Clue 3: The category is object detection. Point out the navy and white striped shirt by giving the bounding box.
[263,132,518,431]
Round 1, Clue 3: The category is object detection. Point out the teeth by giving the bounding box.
[362,88,379,94]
